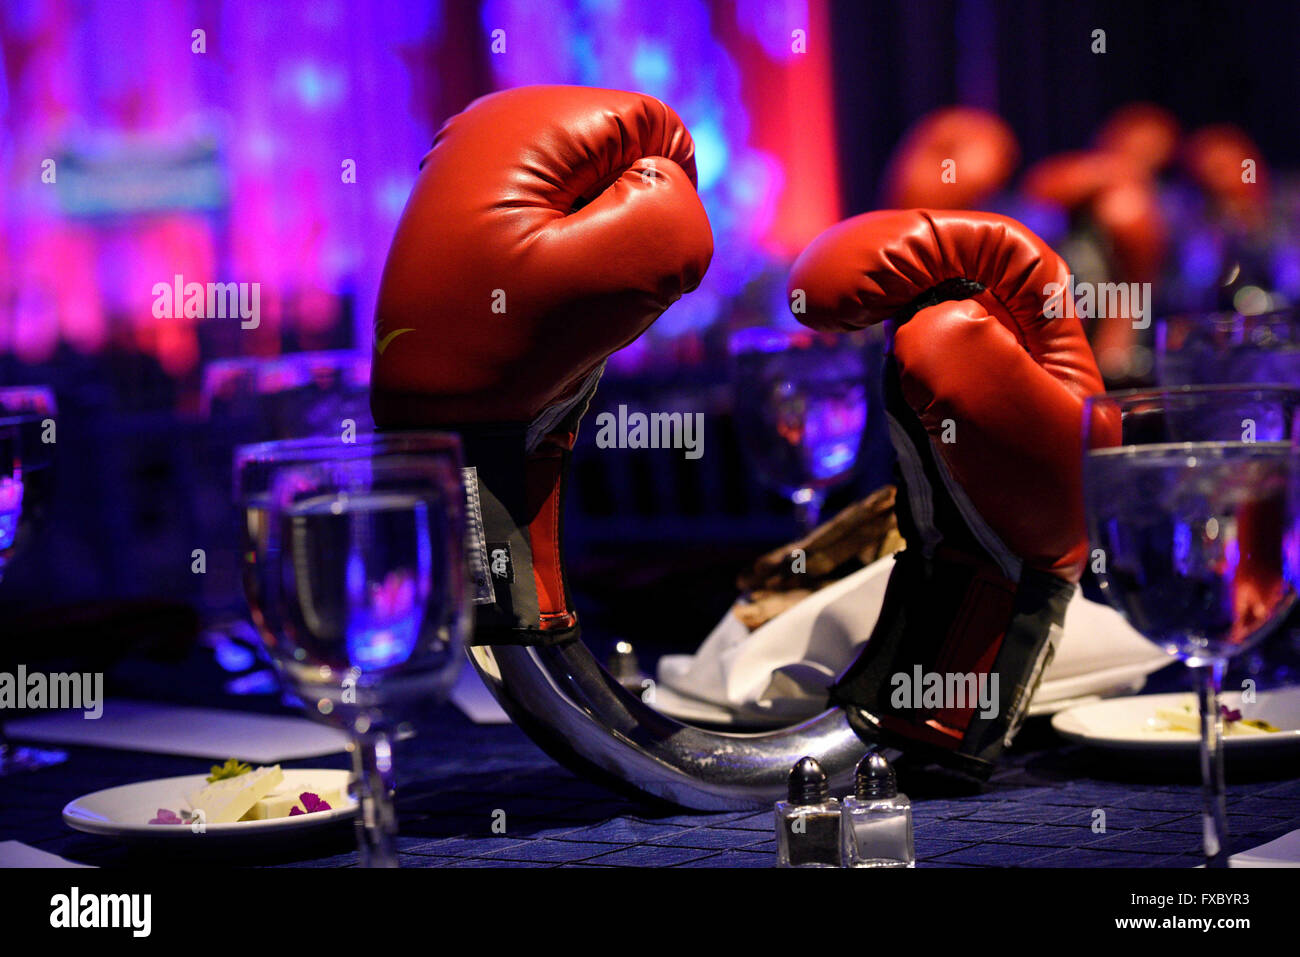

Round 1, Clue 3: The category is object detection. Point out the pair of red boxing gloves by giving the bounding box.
[371,86,1108,776]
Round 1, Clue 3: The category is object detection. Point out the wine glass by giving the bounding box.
[201,352,374,440]
[1157,307,1300,387]
[254,446,470,867]
[0,411,68,773]
[1082,385,1300,867]
[729,329,870,532]
[0,387,57,562]
[234,433,488,667]
[0,421,20,578]
[1157,309,1300,685]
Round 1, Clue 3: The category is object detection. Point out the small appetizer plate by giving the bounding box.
[63,769,356,842]
[1052,687,1300,756]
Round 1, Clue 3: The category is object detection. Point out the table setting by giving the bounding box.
[5,11,1300,948]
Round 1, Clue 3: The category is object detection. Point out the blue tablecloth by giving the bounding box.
[4,660,1299,868]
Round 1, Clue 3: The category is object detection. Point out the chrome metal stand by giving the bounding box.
[469,641,869,811]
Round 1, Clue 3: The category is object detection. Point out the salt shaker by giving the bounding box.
[840,750,915,868]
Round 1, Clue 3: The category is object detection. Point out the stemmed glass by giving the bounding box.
[201,353,374,438]
[1157,308,1300,387]
[0,393,68,774]
[249,443,469,867]
[234,433,486,675]
[0,421,20,580]
[1156,309,1300,686]
[0,387,57,562]
[729,329,870,532]
[1082,385,1300,867]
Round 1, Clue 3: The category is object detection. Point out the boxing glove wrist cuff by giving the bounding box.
[829,546,1072,779]
[456,425,580,647]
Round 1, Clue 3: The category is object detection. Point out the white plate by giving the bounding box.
[1052,687,1300,755]
[1028,655,1173,716]
[63,769,356,842]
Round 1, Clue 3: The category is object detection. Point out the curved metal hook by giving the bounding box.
[469,639,869,811]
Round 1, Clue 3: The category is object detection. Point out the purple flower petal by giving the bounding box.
[1221,705,1243,722]
[149,808,183,825]
[288,806,304,816]
[297,791,331,813]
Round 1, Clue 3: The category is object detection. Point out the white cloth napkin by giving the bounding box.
[656,555,1170,725]
[5,700,349,762]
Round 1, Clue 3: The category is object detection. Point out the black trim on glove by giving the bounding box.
[826,301,1076,778]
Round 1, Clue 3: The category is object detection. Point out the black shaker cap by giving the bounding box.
[788,756,830,805]
[854,750,898,800]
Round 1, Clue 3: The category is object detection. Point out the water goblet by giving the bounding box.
[235,433,489,661]
[0,387,56,561]
[256,447,470,866]
[1082,385,1300,867]
[0,413,68,773]
[729,329,870,532]
[1157,307,1300,387]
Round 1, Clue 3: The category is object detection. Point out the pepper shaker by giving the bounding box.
[775,756,841,867]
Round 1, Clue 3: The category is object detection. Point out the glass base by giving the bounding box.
[0,744,68,775]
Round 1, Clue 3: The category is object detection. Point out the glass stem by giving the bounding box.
[349,728,398,868]
[1195,659,1229,868]
[793,488,826,535]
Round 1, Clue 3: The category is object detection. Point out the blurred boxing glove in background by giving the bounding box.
[1183,124,1269,230]
[1095,102,1181,177]
[881,107,1019,211]
[1176,125,1273,313]
[1022,107,1172,383]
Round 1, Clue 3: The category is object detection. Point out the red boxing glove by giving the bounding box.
[1095,102,1180,175]
[881,107,1019,211]
[1183,124,1269,228]
[1022,150,1167,380]
[788,209,1108,775]
[372,85,713,642]
[1022,151,1166,285]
